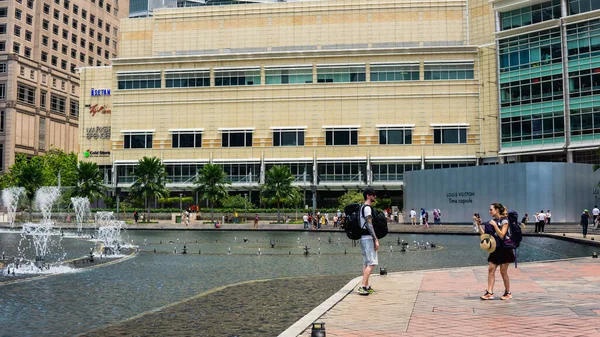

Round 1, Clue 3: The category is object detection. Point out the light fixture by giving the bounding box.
[311,322,326,337]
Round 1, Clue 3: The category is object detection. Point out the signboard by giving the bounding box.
[90,104,111,116]
[86,126,111,139]
[83,150,110,158]
[91,88,111,96]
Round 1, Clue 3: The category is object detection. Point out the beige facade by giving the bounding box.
[0,0,129,172]
[79,0,498,202]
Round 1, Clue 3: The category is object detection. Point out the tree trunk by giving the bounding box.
[277,200,281,223]
[210,200,214,221]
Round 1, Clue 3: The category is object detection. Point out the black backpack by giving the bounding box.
[506,210,522,248]
[343,203,388,240]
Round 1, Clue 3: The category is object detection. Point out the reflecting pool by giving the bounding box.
[0,230,596,336]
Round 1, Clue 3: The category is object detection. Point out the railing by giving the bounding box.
[225,174,259,184]
[372,174,404,182]
[317,173,363,183]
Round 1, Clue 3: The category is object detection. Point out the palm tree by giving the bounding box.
[193,164,230,220]
[13,158,45,220]
[261,165,299,222]
[131,156,170,220]
[73,161,105,202]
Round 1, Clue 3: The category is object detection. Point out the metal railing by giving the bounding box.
[317,173,363,183]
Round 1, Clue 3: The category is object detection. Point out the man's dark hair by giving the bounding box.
[363,187,376,200]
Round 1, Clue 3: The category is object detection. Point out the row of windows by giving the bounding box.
[15,82,78,115]
[500,0,600,31]
[501,113,565,143]
[500,75,563,107]
[566,19,600,61]
[570,106,600,136]
[499,29,562,73]
[123,128,468,149]
[117,63,475,90]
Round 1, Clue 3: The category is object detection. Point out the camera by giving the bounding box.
[474,213,480,219]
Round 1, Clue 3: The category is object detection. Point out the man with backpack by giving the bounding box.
[357,188,380,296]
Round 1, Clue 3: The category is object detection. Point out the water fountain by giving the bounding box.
[35,187,61,224]
[95,211,115,229]
[2,187,25,228]
[21,222,55,268]
[71,197,90,234]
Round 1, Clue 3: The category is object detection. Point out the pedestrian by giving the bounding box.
[233,210,239,224]
[537,210,546,233]
[420,208,425,225]
[183,207,191,228]
[545,210,551,227]
[433,208,441,225]
[410,208,417,225]
[593,205,599,225]
[133,210,139,224]
[357,188,379,296]
[475,202,514,300]
[473,213,480,233]
[423,210,429,228]
[580,209,590,238]
[253,213,259,229]
[333,214,339,228]
[521,213,529,228]
[303,213,309,230]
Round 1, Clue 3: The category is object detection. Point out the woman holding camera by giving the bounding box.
[475,202,514,300]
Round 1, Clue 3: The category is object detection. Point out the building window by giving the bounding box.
[0,83,5,99]
[499,28,561,73]
[41,51,48,62]
[24,47,31,58]
[17,83,36,105]
[71,33,77,44]
[424,62,474,80]
[0,8,6,18]
[165,70,210,88]
[63,0,69,9]
[265,66,313,84]
[62,29,68,39]
[317,162,365,183]
[502,111,564,144]
[500,74,563,107]
[221,129,253,147]
[272,128,305,146]
[42,35,48,46]
[378,126,413,145]
[43,3,50,14]
[214,68,260,86]
[432,125,468,144]
[82,9,87,19]
[117,72,161,90]
[60,60,67,70]
[61,44,67,54]
[25,30,31,41]
[171,130,203,148]
[372,163,421,182]
[324,126,359,146]
[80,38,85,48]
[26,14,32,25]
[53,9,59,20]
[69,100,78,117]
[569,0,600,15]
[13,43,20,54]
[50,94,66,113]
[42,19,49,30]
[220,162,260,183]
[52,24,58,35]
[124,133,153,149]
[370,63,420,81]
[501,0,560,31]
[0,144,3,172]
[0,110,4,132]
[40,90,46,108]
[0,42,5,51]
[0,24,5,34]
[317,64,366,83]
[52,40,58,50]
[0,62,6,73]
[15,9,22,20]
[14,25,21,37]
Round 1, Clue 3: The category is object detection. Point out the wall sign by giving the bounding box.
[83,150,110,158]
[90,104,111,116]
[91,88,111,96]
[86,126,111,139]
[446,191,475,204]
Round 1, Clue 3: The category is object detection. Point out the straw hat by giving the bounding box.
[480,233,496,254]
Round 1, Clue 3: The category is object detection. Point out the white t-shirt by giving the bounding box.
[593,208,599,216]
[360,205,373,238]
[303,215,309,222]
[410,210,417,218]
[537,213,546,221]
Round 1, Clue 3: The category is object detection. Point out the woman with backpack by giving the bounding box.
[474,202,514,300]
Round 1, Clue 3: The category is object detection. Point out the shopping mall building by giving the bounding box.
[78,0,600,207]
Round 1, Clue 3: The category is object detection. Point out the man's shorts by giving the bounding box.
[360,237,378,266]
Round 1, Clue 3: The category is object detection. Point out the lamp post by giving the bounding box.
[244,193,248,210]
[179,193,183,210]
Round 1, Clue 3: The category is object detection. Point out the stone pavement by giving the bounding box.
[283,249,600,336]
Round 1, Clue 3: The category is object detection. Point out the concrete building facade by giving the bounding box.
[79,0,499,207]
[0,0,129,172]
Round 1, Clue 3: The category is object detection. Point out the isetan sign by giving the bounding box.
[91,88,111,96]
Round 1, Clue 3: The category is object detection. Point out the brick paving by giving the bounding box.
[288,255,600,337]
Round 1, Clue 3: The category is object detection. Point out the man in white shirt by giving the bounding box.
[536,210,546,233]
[593,206,600,230]
[410,209,417,225]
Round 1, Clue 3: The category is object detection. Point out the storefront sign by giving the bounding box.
[83,150,110,158]
[86,126,111,139]
[90,104,111,116]
[91,88,111,96]
[446,191,475,204]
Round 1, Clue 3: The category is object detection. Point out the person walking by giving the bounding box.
[253,213,259,229]
[133,210,139,224]
[545,210,551,227]
[357,188,379,296]
[475,202,514,300]
[303,213,309,230]
[593,205,599,225]
[410,208,417,225]
[580,209,591,238]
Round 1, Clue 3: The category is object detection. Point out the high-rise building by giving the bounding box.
[492,0,600,163]
[0,0,129,172]
[79,0,498,206]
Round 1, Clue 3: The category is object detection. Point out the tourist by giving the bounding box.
[475,202,514,300]
[593,205,599,225]
[133,210,139,224]
[357,188,379,296]
[184,207,191,228]
[545,210,551,226]
[253,213,259,229]
[521,213,529,228]
[433,208,442,225]
[410,208,417,225]
[472,213,480,233]
[332,214,339,228]
[535,210,546,233]
[233,210,239,224]
[420,208,425,225]
[303,213,309,229]
[580,209,590,238]
[423,210,429,228]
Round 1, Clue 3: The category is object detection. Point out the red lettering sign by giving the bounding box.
[90,104,112,116]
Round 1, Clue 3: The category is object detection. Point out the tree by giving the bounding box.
[260,165,299,222]
[42,148,78,187]
[73,161,105,202]
[193,164,230,220]
[221,194,248,210]
[130,157,170,219]
[337,190,364,209]
[12,155,45,220]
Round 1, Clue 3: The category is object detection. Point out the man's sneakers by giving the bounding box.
[480,290,494,300]
[357,286,375,296]
[357,286,369,295]
[501,291,513,300]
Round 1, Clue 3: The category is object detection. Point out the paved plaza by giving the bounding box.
[283,239,600,337]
